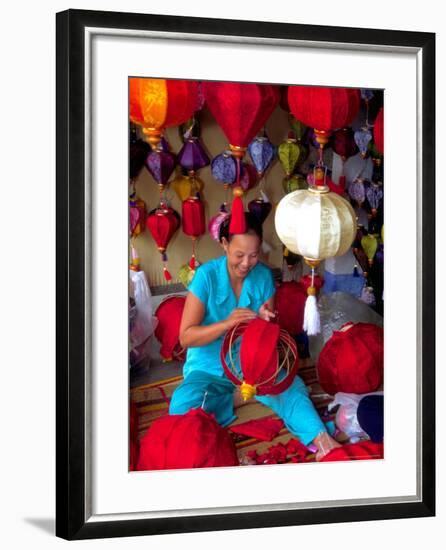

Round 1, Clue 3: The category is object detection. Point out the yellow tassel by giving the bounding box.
[240,382,256,401]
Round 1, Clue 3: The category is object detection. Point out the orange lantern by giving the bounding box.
[130,78,199,149]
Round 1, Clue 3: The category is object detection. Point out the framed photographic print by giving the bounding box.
[56,9,435,540]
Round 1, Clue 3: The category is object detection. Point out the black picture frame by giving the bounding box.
[56,9,435,540]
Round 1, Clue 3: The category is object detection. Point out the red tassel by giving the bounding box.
[229,194,246,234]
[189,255,196,269]
[163,267,172,281]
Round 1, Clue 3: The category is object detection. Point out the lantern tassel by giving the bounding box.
[303,268,321,336]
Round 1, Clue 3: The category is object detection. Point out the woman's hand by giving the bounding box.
[224,308,257,330]
[258,301,276,322]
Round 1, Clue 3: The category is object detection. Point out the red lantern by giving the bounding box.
[221,318,299,401]
[145,205,180,281]
[373,107,384,155]
[182,196,206,269]
[137,408,239,471]
[203,82,280,231]
[320,441,384,462]
[287,86,360,148]
[317,322,384,395]
[275,281,307,335]
[130,78,199,149]
[154,295,186,361]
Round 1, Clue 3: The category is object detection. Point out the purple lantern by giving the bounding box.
[365,182,384,214]
[145,149,176,186]
[248,197,272,225]
[248,136,275,176]
[211,151,237,184]
[348,178,366,205]
[354,128,373,158]
[177,137,210,173]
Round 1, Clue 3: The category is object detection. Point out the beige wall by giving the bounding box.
[132,104,332,288]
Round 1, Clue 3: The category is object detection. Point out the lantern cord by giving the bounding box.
[236,156,241,186]
[365,99,370,127]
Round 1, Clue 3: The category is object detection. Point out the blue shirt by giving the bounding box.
[183,255,276,378]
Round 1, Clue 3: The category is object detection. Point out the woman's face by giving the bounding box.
[222,232,261,280]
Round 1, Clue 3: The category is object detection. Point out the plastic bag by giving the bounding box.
[328,391,383,443]
[129,270,158,367]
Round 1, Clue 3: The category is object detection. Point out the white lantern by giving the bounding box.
[275,182,357,335]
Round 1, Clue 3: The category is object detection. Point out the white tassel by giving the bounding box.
[303,294,321,335]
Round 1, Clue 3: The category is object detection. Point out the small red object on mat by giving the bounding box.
[229,417,284,442]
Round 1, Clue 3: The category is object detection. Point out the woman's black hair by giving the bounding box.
[218,212,263,243]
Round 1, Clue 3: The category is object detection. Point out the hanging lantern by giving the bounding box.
[221,318,298,401]
[282,174,307,194]
[208,204,230,242]
[348,178,366,207]
[203,82,280,234]
[177,137,210,173]
[130,138,151,180]
[307,166,345,196]
[289,116,307,142]
[239,163,258,192]
[248,197,272,225]
[144,148,176,192]
[248,135,275,177]
[171,172,204,202]
[129,78,199,149]
[211,151,238,185]
[275,180,357,335]
[354,127,373,158]
[278,132,305,176]
[178,262,200,288]
[365,182,383,218]
[373,107,384,155]
[182,196,206,270]
[129,197,146,238]
[317,322,384,395]
[332,127,358,160]
[287,86,360,149]
[361,233,378,267]
[203,82,280,154]
[146,204,180,281]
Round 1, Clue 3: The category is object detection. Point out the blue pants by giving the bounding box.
[169,371,326,445]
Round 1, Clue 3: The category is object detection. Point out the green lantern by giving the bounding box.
[282,174,308,194]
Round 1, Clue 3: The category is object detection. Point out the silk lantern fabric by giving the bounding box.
[275,188,357,261]
[317,322,384,395]
[203,82,280,148]
[221,318,299,399]
[275,281,307,335]
[373,107,384,155]
[287,86,360,133]
[154,295,186,361]
[137,408,239,470]
[320,440,384,462]
[145,207,180,251]
[182,197,206,237]
[130,78,199,132]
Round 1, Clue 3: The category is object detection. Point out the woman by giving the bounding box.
[170,213,340,461]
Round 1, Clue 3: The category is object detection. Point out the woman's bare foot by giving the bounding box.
[313,431,342,461]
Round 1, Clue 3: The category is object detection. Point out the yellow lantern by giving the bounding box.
[275,183,357,334]
[171,173,204,202]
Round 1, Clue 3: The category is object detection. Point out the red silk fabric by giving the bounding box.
[320,441,384,462]
[221,319,299,396]
[203,82,280,147]
[137,408,239,470]
[129,78,199,129]
[154,295,186,360]
[275,281,307,335]
[240,318,280,386]
[182,197,206,237]
[287,86,360,132]
[373,107,384,154]
[229,417,284,442]
[317,322,384,395]
[146,207,180,250]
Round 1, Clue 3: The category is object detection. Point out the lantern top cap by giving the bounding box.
[308,184,330,194]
